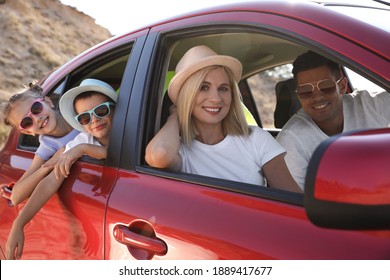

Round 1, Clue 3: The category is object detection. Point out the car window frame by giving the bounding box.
[15,41,137,169]
[126,9,388,205]
[133,24,309,204]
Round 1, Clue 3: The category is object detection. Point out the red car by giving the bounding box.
[0,0,389,259]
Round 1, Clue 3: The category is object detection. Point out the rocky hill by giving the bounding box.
[0,0,112,146]
[0,0,112,98]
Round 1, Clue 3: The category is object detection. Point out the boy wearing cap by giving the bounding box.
[6,79,117,260]
[50,79,117,179]
[146,45,300,193]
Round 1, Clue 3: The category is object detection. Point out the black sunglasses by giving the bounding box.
[19,99,45,129]
[295,78,342,99]
[74,102,115,126]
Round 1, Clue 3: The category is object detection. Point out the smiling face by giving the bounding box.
[8,96,58,136]
[74,93,114,146]
[191,67,232,134]
[296,65,346,128]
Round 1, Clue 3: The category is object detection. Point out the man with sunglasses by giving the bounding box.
[6,79,117,260]
[276,51,390,190]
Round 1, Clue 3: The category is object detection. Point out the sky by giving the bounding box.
[59,0,260,35]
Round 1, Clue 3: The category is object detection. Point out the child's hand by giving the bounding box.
[6,221,25,260]
[53,145,84,179]
[41,147,66,170]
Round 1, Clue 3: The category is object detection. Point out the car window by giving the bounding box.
[345,67,386,93]
[149,32,305,134]
[142,14,388,197]
[17,44,133,152]
[246,64,388,130]
[247,64,293,129]
[142,28,306,195]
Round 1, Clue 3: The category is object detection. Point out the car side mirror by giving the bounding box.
[304,128,390,230]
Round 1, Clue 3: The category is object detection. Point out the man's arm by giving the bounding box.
[276,131,309,190]
[263,153,303,193]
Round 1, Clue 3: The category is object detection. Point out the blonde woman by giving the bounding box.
[146,45,301,193]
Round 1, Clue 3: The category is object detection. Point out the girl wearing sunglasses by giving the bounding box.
[1,84,79,206]
[6,79,117,260]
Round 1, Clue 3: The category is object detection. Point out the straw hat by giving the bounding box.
[59,78,117,132]
[168,45,242,104]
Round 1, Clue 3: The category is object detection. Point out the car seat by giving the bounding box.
[274,78,301,128]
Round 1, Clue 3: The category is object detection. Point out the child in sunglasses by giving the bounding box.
[49,79,117,179]
[0,84,79,206]
[6,79,117,259]
[276,51,390,190]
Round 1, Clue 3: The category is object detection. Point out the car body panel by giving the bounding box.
[305,128,390,230]
[0,136,115,259]
[0,0,389,259]
[144,7,389,90]
[315,130,390,205]
[105,170,390,260]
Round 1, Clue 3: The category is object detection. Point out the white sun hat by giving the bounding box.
[59,78,117,131]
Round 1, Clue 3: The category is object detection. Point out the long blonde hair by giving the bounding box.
[176,65,249,146]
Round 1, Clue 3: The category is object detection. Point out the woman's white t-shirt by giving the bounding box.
[179,126,285,186]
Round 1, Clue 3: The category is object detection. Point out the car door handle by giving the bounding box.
[1,183,15,207]
[113,224,167,255]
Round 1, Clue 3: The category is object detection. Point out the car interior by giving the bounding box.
[18,47,132,150]
[157,31,308,134]
[18,29,359,172]
[13,31,333,154]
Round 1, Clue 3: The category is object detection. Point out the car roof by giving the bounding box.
[311,0,390,31]
[162,1,389,74]
[42,0,389,89]
[310,0,389,8]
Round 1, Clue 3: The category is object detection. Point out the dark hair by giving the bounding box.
[292,51,341,81]
[73,91,115,113]
[1,83,43,127]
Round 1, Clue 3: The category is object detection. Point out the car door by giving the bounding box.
[0,105,91,259]
[104,7,390,259]
[0,30,148,259]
